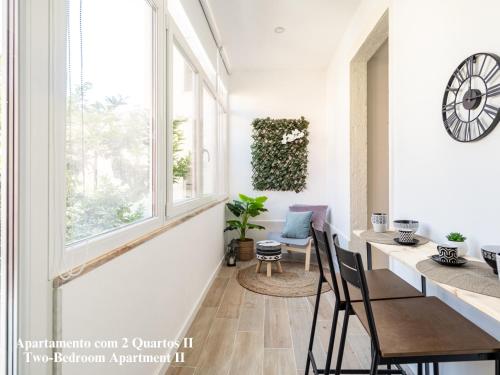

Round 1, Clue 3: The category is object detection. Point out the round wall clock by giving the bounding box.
[442,53,500,142]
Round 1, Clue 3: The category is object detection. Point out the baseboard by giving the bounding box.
[155,256,224,375]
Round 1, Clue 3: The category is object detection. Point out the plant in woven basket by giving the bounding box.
[224,194,268,261]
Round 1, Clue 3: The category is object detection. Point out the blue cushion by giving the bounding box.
[268,232,310,247]
[281,211,313,239]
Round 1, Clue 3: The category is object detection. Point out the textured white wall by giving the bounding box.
[228,70,329,237]
[60,204,225,375]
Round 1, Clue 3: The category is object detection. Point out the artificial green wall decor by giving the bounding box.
[251,117,309,193]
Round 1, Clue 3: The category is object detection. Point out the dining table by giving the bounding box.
[353,229,500,375]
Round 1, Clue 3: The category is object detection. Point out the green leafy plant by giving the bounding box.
[251,117,309,193]
[172,118,192,183]
[446,232,467,242]
[224,194,268,240]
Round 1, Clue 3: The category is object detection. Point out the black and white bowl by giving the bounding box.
[481,246,499,275]
[393,220,419,233]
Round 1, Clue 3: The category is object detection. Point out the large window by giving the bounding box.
[64,0,154,244]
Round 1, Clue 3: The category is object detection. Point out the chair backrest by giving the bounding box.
[311,224,342,301]
[290,204,328,231]
[333,236,380,351]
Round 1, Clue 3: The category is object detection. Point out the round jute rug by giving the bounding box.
[237,261,331,297]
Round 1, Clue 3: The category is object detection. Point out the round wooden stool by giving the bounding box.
[255,240,283,277]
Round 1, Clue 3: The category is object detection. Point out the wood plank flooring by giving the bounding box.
[166,259,393,375]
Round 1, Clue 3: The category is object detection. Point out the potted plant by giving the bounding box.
[224,194,268,261]
[446,232,468,257]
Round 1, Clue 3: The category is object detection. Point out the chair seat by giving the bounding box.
[325,269,423,302]
[268,232,311,247]
[352,296,500,358]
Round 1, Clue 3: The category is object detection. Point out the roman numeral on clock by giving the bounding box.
[485,104,498,119]
[476,117,486,133]
[445,112,458,129]
[451,121,464,139]
[442,102,455,113]
[487,83,500,97]
[485,64,499,83]
[464,123,472,141]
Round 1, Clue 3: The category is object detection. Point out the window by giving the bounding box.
[169,40,222,213]
[168,0,216,84]
[202,86,217,195]
[172,44,196,203]
[64,0,154,244]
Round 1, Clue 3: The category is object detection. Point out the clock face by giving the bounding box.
[442,53,500,142]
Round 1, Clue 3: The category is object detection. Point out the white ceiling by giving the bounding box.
[207,0,361,72]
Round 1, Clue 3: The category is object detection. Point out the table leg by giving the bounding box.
[277,261,283,273]
[366,242,372,270]
[421,275,427,295]
[266,262,272,277]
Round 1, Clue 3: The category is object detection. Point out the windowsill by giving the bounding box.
[53,195,228,288]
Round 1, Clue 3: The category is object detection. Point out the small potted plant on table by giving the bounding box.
[446,232,468,257]
[224,194,268,261]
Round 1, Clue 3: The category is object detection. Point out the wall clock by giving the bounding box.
[442,53,500,142]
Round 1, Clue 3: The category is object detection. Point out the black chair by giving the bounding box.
[306,225,423,375]
[333,238,500,375]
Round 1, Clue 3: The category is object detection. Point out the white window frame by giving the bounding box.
[45,0,229,274]
[48,0,165,275]
[166,19,223,218]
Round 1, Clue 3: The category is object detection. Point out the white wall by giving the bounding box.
[326,0,500,373]
[327,0,500,259]
[59,204,225,375]
[391,0,500,257]
[228,70,328,239]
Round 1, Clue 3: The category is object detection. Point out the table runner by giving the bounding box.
[359,229,430,246]
[416,259,500,298]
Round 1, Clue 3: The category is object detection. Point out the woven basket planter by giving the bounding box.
[238,239,255,261]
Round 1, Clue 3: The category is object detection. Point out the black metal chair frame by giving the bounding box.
[306,226,404,375]
[333,239,500,375]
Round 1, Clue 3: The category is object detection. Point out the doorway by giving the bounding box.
[367,40,389,226]
[349,11,389,262]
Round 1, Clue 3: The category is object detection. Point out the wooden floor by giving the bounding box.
[166,259,377,375]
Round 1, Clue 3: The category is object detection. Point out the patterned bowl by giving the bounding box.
[481,246,499,275]
[393,220,419,233]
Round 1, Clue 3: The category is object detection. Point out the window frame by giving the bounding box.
[49,0,165,275]
[166,19,223,219]
[47,0,229,274]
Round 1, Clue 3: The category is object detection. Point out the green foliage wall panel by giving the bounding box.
[251,117,309,193]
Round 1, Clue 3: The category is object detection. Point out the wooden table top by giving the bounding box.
[353,229,500,324]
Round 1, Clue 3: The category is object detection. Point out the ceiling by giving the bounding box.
[207,0,361,72]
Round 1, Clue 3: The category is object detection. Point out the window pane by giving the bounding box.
[172,45,196,203]
[65,0,154,244]
[202,87,217,195]
[168,0,216,84]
